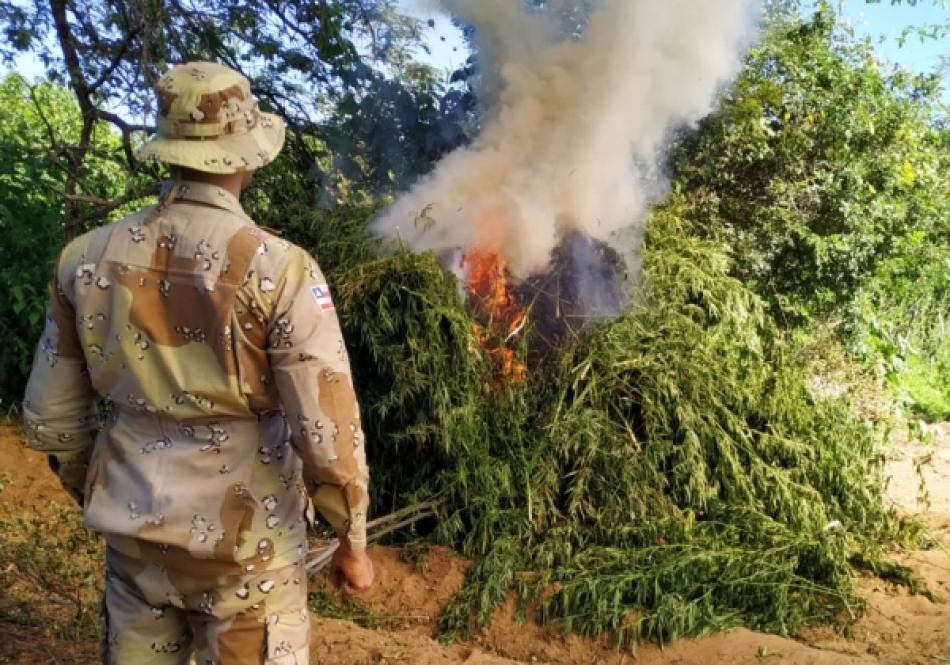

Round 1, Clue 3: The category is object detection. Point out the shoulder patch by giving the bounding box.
[310,284,335,310]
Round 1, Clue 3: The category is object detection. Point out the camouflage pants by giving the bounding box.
[102,548,310,665]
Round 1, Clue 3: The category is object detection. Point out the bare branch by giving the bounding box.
[95,108,150,168]
[91,110,150,134]
[88,29,139,93]
[49,0,97,235]
[48,182,160,221]
[28,85,60,148]
[49,0,91,112]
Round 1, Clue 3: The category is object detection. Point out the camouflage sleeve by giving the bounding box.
[22,244,97,505]
[264,248,369,551]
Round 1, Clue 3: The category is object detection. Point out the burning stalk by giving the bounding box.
[461,248,528,382]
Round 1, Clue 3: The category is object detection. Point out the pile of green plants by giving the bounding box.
[302,195,919,646]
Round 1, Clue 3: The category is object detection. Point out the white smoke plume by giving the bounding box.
[374,0,759,283]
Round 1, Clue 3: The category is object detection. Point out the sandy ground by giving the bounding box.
[0,423,948,665]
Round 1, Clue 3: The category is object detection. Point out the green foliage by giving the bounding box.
[0,75,67,405]
[897,353,950,421]
[672,6,950,417]
[325,199,918,646]
[243,167,383,271]
[327,70,472,192]
[0,74,137,406]
[334,247,517,520]
[841,219,950,419]
[523,204,915,643]
[675,7,947,320]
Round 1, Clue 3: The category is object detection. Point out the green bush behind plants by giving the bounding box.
[0,74,142,409]
[671,7,950,418]
[844,230,950,420]
[0,75,75,407]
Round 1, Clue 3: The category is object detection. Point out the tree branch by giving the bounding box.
[47,182,160,223]
[95,108,150,168]
[88,29,138,93]
[49,0,91,112]
[28,85,60,148]
[49,0,96,236]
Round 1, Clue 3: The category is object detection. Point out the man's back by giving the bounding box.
[22,61,373,663]
[25,180,367,575]
[67,182,283,419]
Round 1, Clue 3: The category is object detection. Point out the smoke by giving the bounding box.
[374,0,759,286]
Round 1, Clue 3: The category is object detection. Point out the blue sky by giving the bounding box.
[836,0,948,79]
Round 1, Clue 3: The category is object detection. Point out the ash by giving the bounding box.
[519,231,629,350]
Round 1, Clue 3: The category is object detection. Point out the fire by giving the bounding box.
[462,248,527,382]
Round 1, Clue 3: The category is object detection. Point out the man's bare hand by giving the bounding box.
[329,546,374,594]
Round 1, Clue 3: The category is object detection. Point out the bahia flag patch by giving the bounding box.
[310,284,335,310]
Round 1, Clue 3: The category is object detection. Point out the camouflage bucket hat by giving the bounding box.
[138,62,285,174]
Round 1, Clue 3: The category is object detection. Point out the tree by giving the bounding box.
[0,73,134,404]
[672,6,947,320]
[670,5,950,415]
[0,0,469,228]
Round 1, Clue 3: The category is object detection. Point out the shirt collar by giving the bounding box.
[159,179,247,217]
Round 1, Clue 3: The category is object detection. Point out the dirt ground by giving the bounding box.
[0,423,948,665]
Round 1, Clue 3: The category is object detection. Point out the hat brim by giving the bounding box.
[137,112,286,174]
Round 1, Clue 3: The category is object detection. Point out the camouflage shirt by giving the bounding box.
[23,180,369,575]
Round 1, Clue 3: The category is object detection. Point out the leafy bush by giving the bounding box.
[323,199,918,645]
[674,8,947,319]
[671,7,950,418]
[0,74,139,408]
[0,76,73,407]
[896,353,950,421]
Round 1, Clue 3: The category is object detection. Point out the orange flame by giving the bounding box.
[462,248,527,382]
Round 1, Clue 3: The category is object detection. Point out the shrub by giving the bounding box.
[321,199,919,645]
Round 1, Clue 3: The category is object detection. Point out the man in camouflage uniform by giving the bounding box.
[22,61,373,664]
